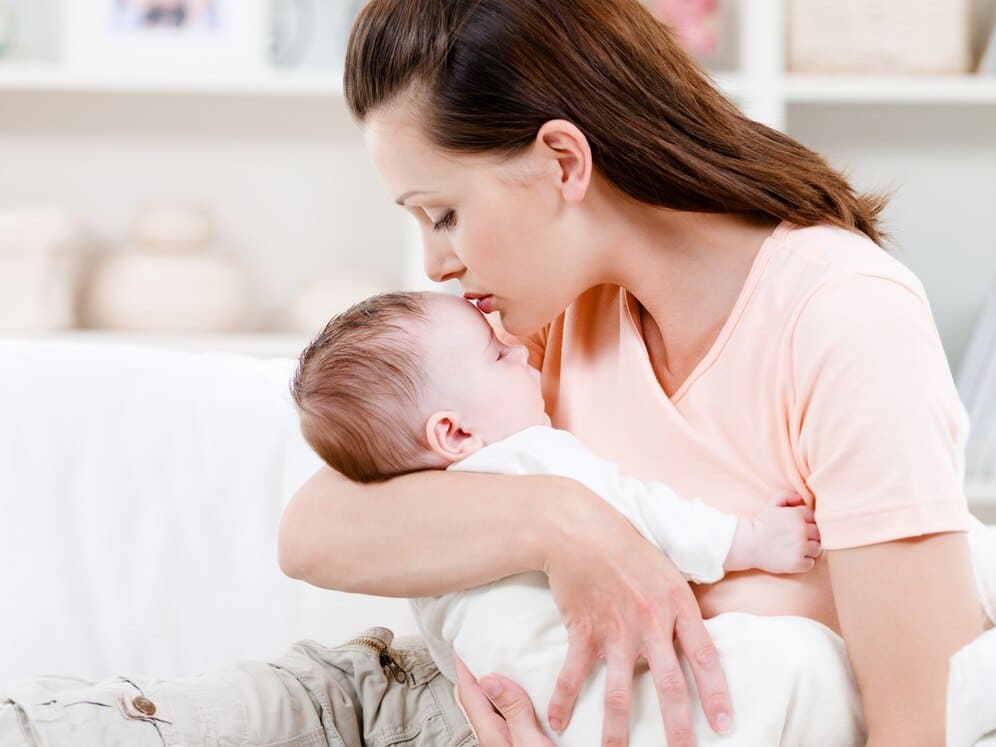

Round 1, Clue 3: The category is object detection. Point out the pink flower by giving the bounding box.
[652,0,719,57]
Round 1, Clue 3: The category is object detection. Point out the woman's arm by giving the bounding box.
[827,531,982,746]
[277,465,568,596]
[278,464,736,746]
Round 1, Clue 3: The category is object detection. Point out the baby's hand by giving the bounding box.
[750,491,822,574]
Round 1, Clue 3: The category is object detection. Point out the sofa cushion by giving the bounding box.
[0,340,417,687]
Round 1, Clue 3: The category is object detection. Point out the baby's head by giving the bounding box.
[291,291,549,483]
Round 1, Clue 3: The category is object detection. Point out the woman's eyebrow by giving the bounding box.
[395,190,437,206]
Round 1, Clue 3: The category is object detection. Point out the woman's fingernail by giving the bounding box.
[549,717,562,732]
[716,712,733,734]
[481,677,503,698]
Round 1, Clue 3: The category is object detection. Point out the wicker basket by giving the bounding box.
[788,0,972,74]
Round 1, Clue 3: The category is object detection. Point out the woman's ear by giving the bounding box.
[535,119,593,205]
[425,411,484,462]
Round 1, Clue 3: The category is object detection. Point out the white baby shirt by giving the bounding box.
[410,425,738,683]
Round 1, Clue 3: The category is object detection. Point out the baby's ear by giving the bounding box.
[425,411,483,462]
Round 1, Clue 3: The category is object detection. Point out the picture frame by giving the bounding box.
[64,0,269,77]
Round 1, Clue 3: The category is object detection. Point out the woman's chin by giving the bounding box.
[497,307,553,338]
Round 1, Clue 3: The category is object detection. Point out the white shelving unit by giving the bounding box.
[785,74,996,105]
[723,0,996,130]
[1,3,992,115]
[1,0,995,502]
[0,62,345,97]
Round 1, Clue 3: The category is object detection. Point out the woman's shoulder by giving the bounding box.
[777,222,928,304]
[780,224,945,363]
[749,222,947,373]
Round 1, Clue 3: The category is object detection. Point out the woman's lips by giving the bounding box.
[463,292,497,313]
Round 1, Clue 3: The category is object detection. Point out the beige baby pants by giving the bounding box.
[0,627,477,747]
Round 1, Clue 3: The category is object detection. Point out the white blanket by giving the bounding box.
[949,627,996,747]
[453,574,867,745]
[417,426,996,746]
[948,523,996,747]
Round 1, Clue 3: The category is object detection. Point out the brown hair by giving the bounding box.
[291,291,437,483]
[345,0,888,246]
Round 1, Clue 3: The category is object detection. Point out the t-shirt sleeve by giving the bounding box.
[790,274,971,550]
[485,312,548,371]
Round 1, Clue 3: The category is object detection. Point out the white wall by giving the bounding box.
[3,88,994,366]
[2,0,995,363]
[0,91,407,330]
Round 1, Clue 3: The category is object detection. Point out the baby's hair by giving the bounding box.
[291,291,437,483]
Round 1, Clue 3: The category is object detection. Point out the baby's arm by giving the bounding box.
[457,428,821,583]
[617,478,822,583]
[554,436,822,581]
[719,491,822,575]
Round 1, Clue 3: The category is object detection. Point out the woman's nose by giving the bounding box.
[422,233,464,283]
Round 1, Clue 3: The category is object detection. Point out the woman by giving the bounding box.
[279,0,981,744]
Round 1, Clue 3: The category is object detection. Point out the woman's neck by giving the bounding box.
[593,196,779,391]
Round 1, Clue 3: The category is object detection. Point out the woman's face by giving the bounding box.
[363,104,596,336]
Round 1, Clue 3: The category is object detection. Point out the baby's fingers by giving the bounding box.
[547,636,597,733]
[805,540,823,559]
[769,490,805,507]
[793,504,816,524]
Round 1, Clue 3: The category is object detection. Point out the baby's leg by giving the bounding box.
[1,666,323,746]
[0,626,473,747]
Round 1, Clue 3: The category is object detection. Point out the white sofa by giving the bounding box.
[3,338,996,745]
[0,339,418,689]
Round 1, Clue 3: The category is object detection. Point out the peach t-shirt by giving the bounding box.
[494,221,971,632]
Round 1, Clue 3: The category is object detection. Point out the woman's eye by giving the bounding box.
[432,210,456,232]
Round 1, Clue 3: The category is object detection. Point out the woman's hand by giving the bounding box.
[542,480,734,747]
[454,653,555,746]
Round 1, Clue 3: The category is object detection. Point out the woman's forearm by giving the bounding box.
[277,465,581,596]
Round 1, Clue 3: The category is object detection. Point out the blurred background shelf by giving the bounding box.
[3,330,311,358]
[1,0,995,373]
[969,479,996,507]
[6,66,996,106]
[0,63,345,97]
[0,66,746,102]
[785,74,996,104]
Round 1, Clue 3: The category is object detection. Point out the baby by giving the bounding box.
[289,290,855,745]
[292,290,821,577]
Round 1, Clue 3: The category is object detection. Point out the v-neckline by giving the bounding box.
[621,220,789,406]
